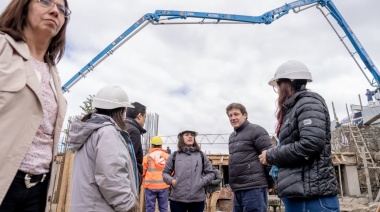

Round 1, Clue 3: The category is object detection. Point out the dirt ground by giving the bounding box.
[339,197,379,212]
[265,197,380,212]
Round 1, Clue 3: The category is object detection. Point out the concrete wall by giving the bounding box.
[342,165,361,196]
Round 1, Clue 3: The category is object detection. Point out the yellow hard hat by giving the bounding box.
[151,136,163,145]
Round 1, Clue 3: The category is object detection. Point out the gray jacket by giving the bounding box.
[69,114,138,212]
[162,147,214,203]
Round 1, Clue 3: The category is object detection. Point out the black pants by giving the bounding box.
[0,172,49,212]
[170,200,205,212]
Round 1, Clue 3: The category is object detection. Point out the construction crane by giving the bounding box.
[61,0,379,93]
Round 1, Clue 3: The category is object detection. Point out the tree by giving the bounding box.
[80,94,95,115]
[61,94,95,152]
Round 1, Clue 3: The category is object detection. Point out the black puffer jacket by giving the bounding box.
[228,120,272,192]
[266,91,339,198]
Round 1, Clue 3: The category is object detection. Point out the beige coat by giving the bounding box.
[0,32,67,210]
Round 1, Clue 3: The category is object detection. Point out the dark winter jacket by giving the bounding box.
[266,91,339,198]
[125,117,146,175]
[228,120,272,192]
[206,167,222,194]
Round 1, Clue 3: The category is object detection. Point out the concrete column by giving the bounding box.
[342,165,361,196]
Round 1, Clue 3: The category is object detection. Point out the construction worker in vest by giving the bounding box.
[142,136,170,212]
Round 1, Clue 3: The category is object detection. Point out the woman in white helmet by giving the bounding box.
[259,61,339,211]
[162,129,214,212]
[69,85,139,212]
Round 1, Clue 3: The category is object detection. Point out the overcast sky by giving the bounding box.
[1,0,379,153]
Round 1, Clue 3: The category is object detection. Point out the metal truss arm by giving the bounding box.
[323,0,380,87]
[62,0,379,92]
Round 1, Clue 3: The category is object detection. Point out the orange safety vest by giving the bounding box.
[142,148,170,190]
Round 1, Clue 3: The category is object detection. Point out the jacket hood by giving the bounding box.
[148,148,167,168]
[69,113,117,151]
[125,117,147,134]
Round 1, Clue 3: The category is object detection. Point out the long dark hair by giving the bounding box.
[275,80,295,137]
[0,0,70,66]
[177,134,201,153]
[82,107,127,131]
[275,79,308,137]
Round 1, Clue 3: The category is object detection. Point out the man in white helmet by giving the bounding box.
[259,60,339,211]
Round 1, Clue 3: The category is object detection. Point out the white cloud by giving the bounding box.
[1,0,379,154]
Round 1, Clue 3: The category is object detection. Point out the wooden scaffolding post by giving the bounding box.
[376,202,380,212]
[361,147,373,203]
[338,164,343,200]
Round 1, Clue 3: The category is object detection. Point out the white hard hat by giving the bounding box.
[92,85,134,109]
[268,60,312,86]
[178,128,198,137]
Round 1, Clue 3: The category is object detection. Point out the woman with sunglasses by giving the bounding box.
[0,0,71,211]
[259,60,339,211]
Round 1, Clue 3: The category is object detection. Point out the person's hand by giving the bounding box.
[259,150,269,165]
[171,179,176,187]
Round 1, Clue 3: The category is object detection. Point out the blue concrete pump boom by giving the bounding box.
[62,0,379,92]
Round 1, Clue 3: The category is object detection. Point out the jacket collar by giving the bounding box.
[3,32,30,60]
[235,120,250,133]
[283,90,308,109]
[181,146,196,155]
[125,117,147,134]
[2,32,63,104]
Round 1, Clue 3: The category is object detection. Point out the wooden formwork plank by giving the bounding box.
[56,151,73,211]
[49,155,63,212]
[139,186,145,212]
[64,152,75,212]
